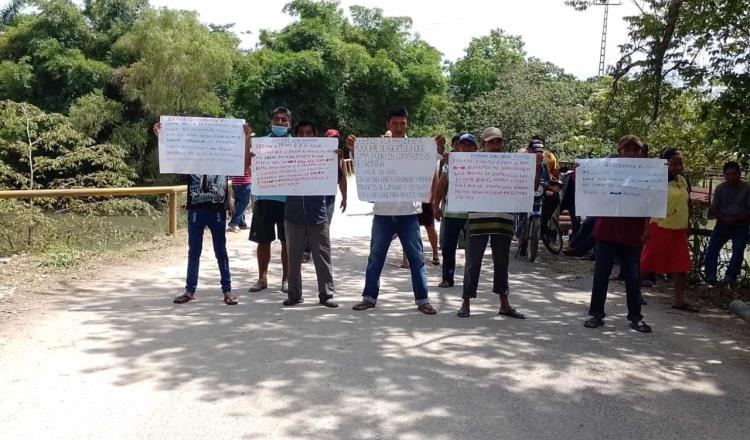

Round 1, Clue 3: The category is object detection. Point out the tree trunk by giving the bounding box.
[647,0,684,131]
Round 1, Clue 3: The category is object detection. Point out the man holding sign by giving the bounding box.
[280,121,341,308]
[581,135,655,333]
[451,128,529,319]
[346,108,442,314]
[248,107,292,294]
[154,117,252,306]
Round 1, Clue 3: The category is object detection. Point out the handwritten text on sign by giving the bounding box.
[576,158,667,218]
[158,116,245,175]
[447,153,536,213]
[354,138,437,202]
[252,137,339,196]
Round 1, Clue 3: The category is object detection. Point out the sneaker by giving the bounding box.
[238,225,249,231]
[227,225,239,233]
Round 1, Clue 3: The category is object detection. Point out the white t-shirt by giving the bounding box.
[373,202,422,216]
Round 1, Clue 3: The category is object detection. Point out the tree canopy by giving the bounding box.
[0,0,748,189]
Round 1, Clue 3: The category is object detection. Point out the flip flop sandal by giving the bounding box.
[430,258,441,266]
[584,318,605,328]
[352,301,376,311]
[498,308,526,319]
[173,293,194,304]
[248,282,268,292]
[223,295,238,305]
[456,307,470,318]
[417,304,437,315]
[629,320,652,333]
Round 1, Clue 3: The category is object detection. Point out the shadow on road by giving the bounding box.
[49,234,750,440]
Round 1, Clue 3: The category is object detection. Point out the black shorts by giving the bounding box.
[418,203,435,227]
[249,200,286,243]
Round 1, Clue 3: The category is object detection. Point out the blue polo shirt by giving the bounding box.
[255,131,290,203]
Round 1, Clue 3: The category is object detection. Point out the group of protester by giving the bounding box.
[560,143,750,331]
[155,105,750,334]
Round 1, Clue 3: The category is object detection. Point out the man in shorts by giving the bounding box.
[248,106,292,293]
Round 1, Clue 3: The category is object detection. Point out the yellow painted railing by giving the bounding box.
[0,186,188,235]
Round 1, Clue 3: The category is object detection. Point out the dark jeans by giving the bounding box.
[588,241,642,322]
[186,208,231,294]
[463,234,511,299]
[441,217,467,283]
[229,184,251,228]
[705,223,750,283]
[363,215,429,305]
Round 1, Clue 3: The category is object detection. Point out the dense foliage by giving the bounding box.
[0,0,748,188]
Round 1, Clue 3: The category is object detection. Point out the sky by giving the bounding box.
[146,0,641,79]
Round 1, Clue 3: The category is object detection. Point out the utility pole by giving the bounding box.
[593,1,622,76]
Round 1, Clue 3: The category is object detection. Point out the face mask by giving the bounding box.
[271,125,289,137]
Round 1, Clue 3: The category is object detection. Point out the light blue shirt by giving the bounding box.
[256,131,290,202]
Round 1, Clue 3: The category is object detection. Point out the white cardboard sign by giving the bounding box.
[576,158,668,218]
[251,137,339,196]
[158,116,245,176]
[446,152,536,213]
[353,138,436,202]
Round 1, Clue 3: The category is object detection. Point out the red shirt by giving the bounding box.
[593,217,647,247]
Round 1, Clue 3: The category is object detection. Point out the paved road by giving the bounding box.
[2,188,750,440]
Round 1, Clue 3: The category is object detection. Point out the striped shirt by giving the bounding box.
[467,212,515,237]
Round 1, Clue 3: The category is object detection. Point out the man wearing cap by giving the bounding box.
[345,107,444,314]
[433,133,479,287]
[456,128,526,319]
[584,135,652,333]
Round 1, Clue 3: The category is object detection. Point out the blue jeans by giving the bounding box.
[705,223,750,283]
[229,184,252,228]
[186,208,231,294]
[363,215,429,305]
[441,217,467,283]
[589,241,642,322]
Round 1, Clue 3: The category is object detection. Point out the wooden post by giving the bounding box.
[168,192,177,235]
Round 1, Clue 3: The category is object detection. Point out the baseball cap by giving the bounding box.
[618,135,644,150]
[458,133,478,146]
[482,127,503,142]
[529,140,545,153]
[325,129,340,138]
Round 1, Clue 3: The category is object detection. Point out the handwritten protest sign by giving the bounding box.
[576,158,667,217]
[446,153,536,213]
[158,116,245,175]
[353,138,437,202]
[252,137,339,196]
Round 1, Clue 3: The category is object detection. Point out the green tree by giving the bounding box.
[113,9,239,117]
[0,100,133,190]
[0,0,113,111]
[68,90,125,141]
[232,1,446,136]
[453,60,590,154]
[448,29,526,101]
